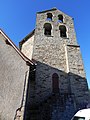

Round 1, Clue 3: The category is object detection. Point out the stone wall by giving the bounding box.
[67,45,85,77]
[21,35,34,60]
[20,8,89,120]
[0,33,29,120]
[31,8,88,104]
[66,45,88,103]
[26,62,69,105]
[35,9,78,45]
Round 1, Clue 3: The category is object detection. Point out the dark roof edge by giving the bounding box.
[37,7,73,19]
[19,29,35,49]
[37,7,57,14]
[67,44,80,47]
[0,29,35,65]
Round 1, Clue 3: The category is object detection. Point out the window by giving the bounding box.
[59,25,67,37]
[47,13,52,21]
[58,14,63,22]
[44,23,52,36]
[52,73,59,93]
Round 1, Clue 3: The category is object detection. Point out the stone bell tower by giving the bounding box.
[20,8,89,120]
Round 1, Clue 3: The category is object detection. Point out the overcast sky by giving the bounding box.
[0,0,90,87]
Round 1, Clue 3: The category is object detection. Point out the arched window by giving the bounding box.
[47,13,52,21]
[58,14,63,22]
[52,73,59,93]
[59,25,67,37]
[44,23,52,36]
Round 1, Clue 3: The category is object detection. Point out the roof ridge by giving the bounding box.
[19,29,35,49]
[37,7,57,14]
[0,29,35,65]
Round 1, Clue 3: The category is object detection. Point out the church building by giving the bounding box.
[0,8,89,120]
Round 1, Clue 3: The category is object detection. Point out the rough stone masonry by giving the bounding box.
[20,8,89,120]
